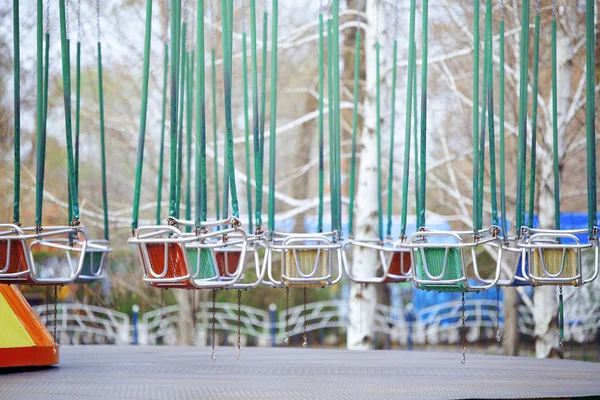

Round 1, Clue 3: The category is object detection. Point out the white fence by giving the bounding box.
[34,299,600,347]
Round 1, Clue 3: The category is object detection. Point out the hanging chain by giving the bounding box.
[357,0,364,24]
[500,0,505,20]
[302,288,307,348]
[242,0,247,34]
[211,289,217,361]
[96,0,101,43]
[284,286,290,344]
[552,0,557,20]
[76,0,81,42]
[237,290,242,359]
[45,0,50,34]
[360,283,364,335]
[53,286,58,354]
[376,0,380,44]
[495,287,501,342]
[461,292,466,364]
[192,291,197,346]
[45,286,50,329]
[394,0,400,39]
[535,0,540,14]
[66,0,70,40]
[558,285,563,348]
[264,0,268,12]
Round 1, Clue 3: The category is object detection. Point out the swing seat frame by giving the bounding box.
[0,223,89,285]
[516,227,599,286]
[74,239,112,283]
[266,231,343,288]
[407,226,503,292]
[342,238,412,284]
[129,217,268,290]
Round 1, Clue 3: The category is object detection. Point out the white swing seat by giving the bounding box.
[406,226,503,292]
[342,238,412,284]
[0,223,89,285]
[516,227,599,286]
[267,231,343,288]
[129,217,268,290]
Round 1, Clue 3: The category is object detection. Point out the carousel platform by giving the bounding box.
[1,345,599,399]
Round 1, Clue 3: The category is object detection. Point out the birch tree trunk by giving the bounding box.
[174,290,196,346]
[347,0,379,350]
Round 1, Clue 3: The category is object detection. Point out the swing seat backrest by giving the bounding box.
[284,248,329,287]
[215,250,243,278]
[414,247,466,292]
[531,248,579,286]
[74,240,111,283]
[384,250,412,283]
[144,243,195,289]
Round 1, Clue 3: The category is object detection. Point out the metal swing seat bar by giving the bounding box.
[406,226,504,292]
[515,227,599,286]
[0,223,89,285]
[342,238,412,284]
[129,217,268,290]
[266,231,343,288]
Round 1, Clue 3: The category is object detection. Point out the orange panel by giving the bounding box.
[0,345,59,368]
[146,243,194,289]
[0,240,34,284]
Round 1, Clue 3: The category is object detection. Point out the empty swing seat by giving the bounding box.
[0,224,89,285]
[267,231,343,288]
[407,227,503,292]
[517,228,598,286]
[74,239,112,283]
[342,238,412,284]
[130,217,268,290]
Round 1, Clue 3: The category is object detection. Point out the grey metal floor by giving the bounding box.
[1,346,600,400]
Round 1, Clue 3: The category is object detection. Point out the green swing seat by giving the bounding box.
[414,247,467,292]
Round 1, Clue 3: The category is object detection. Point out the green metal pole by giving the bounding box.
[243,31,254,232]
[98,40,110,239]
[585,0,597,234]
[268,0,278,233]
[418,0,429,229]
[13,0,20,224]
[132,0,153,230]
[196,0,206,226]
[157,43,169,224]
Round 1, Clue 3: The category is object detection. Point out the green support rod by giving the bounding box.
[40,30,50,221]
[175,24,187,218]
[376,41,383,241]
[13,0,20,224]
[400,41,415,238]
[528,10,540,228]
[485,0,497,227]
[58,0,80,221]
[551,13,560,231]
[243,31,254,232]
[327,18,335,233]
[499,15,507,239]
[318,12,326,233]
[211,49,220,221]
[157,43,169,225]
[196,0,206,226]
[268,0,278,233]
[401,0,417,238]
[250,0,262,230]
[418,0,429,229]
[472,0,480,233]
[258,10,268,227]
[223,162,230,219]
[221,0,239,219]
[585,0,597,234]
[132,0,153,230]
[185,53,194,232]
[98,40,110,240]
[75,41,81,189]
[516,0,531,233]
[348,28,361,237]
[35,0,44,227]
[332,0,342,234]
[168,0,181,219]
[412,40,419,218]
[386,39,398,238]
